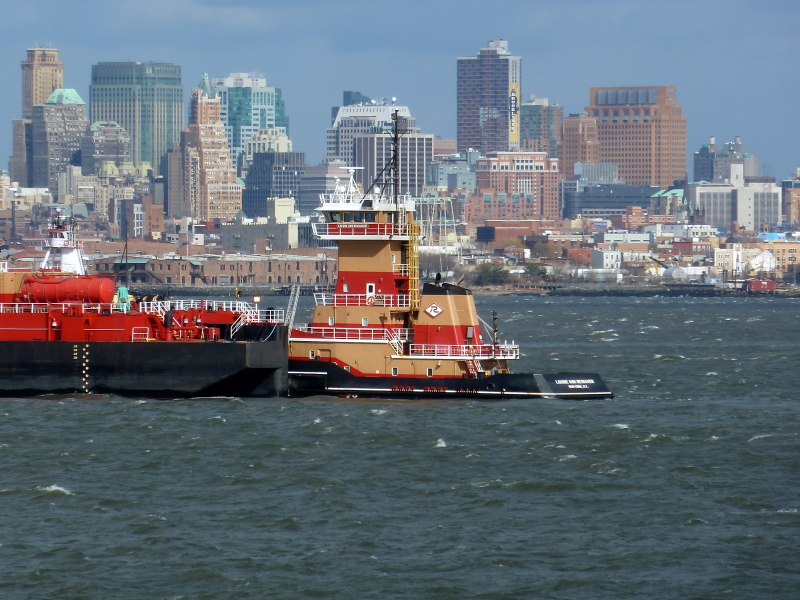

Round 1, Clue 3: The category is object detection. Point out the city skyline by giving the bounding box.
[1,0,798,180]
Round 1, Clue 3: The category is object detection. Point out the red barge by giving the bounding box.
[0,215,287,398]
[287,112,613,400]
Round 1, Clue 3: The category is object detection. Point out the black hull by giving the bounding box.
[0,327,288,399]
[288,360,613,400]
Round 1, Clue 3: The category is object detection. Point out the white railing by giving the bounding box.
[0,300,285,323]
[408,344,520,360]
[230,312,247,338]
[313,293,411,308]
[392,264,410,276]
[131,327,151,341]
[292,326,413,344]
[138,300,284,323]
[0,302,125,314]
[313,223,409,238]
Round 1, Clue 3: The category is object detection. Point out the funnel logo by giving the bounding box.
[425,303,444,318]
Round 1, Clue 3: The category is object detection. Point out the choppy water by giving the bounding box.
[1,296,799,599]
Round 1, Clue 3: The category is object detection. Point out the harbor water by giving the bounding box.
[1,295,799,599]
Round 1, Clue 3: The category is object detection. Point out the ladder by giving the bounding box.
[387,330,405,355]
[285,283,301,330]
[464,358,479,378]
[407,220,420,317]
[230,312,247,339]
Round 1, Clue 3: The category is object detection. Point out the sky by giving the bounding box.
[2,0,799,179]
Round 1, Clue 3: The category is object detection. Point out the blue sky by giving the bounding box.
[3,0,799,179]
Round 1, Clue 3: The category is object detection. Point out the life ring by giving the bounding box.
[366,296,376,306]
[468,346,476,357]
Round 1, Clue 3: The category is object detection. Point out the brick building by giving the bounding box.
[475,150,560,219]
[585,86,686,188]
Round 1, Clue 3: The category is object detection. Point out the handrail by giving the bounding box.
[131,327,150,341]
[0,301,284,323]
[313,223,409,238]
[0,302,124,314]
[408,344,519,359]
[292,326,413,343]
[313,293,410,307]
[138,300,284,323]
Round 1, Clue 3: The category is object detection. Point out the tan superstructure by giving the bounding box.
[289,167,516,380]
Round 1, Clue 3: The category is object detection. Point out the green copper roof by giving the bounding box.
[90,120,123,131]
[45,88,85,105]
[197,73,216,98]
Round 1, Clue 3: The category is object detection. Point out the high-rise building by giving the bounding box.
[212,73,289,170]
[238,128,293,178]
[242,152,306,218]
[297,161,353,216]
[22,48,64,120]
[80,121,131,176]
[475,150,560,219]
[9,121,33,187]
[561,113,600,179]
[30,89,89,196]
[585,86,686,188]
[326,96,413,165]
[519,95,562,157]
[90,62,184,175]
[457,40,521,155]
[353,132,434,197]
[693,136,759,183]
[167,75,242,220]
[9,47,64,186]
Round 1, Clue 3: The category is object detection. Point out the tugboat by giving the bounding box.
[288,112,612,400]
[0,212,288,398]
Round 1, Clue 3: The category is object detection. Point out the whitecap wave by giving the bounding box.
[435,438,446,448]
[36,485,73,496]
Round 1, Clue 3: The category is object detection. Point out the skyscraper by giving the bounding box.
[30,89,89,196]
[519,95,562,157]
[242,152,306,218]
[90,62,184,175]
[22,48,64,120]
[80,121,131,176]
[167,75,242,220]
[585,86,686,188]
[9,47,64,186]
[561,113,600,179]
[212,73,289,170]
[353,131,434,197]
[326,96,412,165]
[457,40,521,155]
